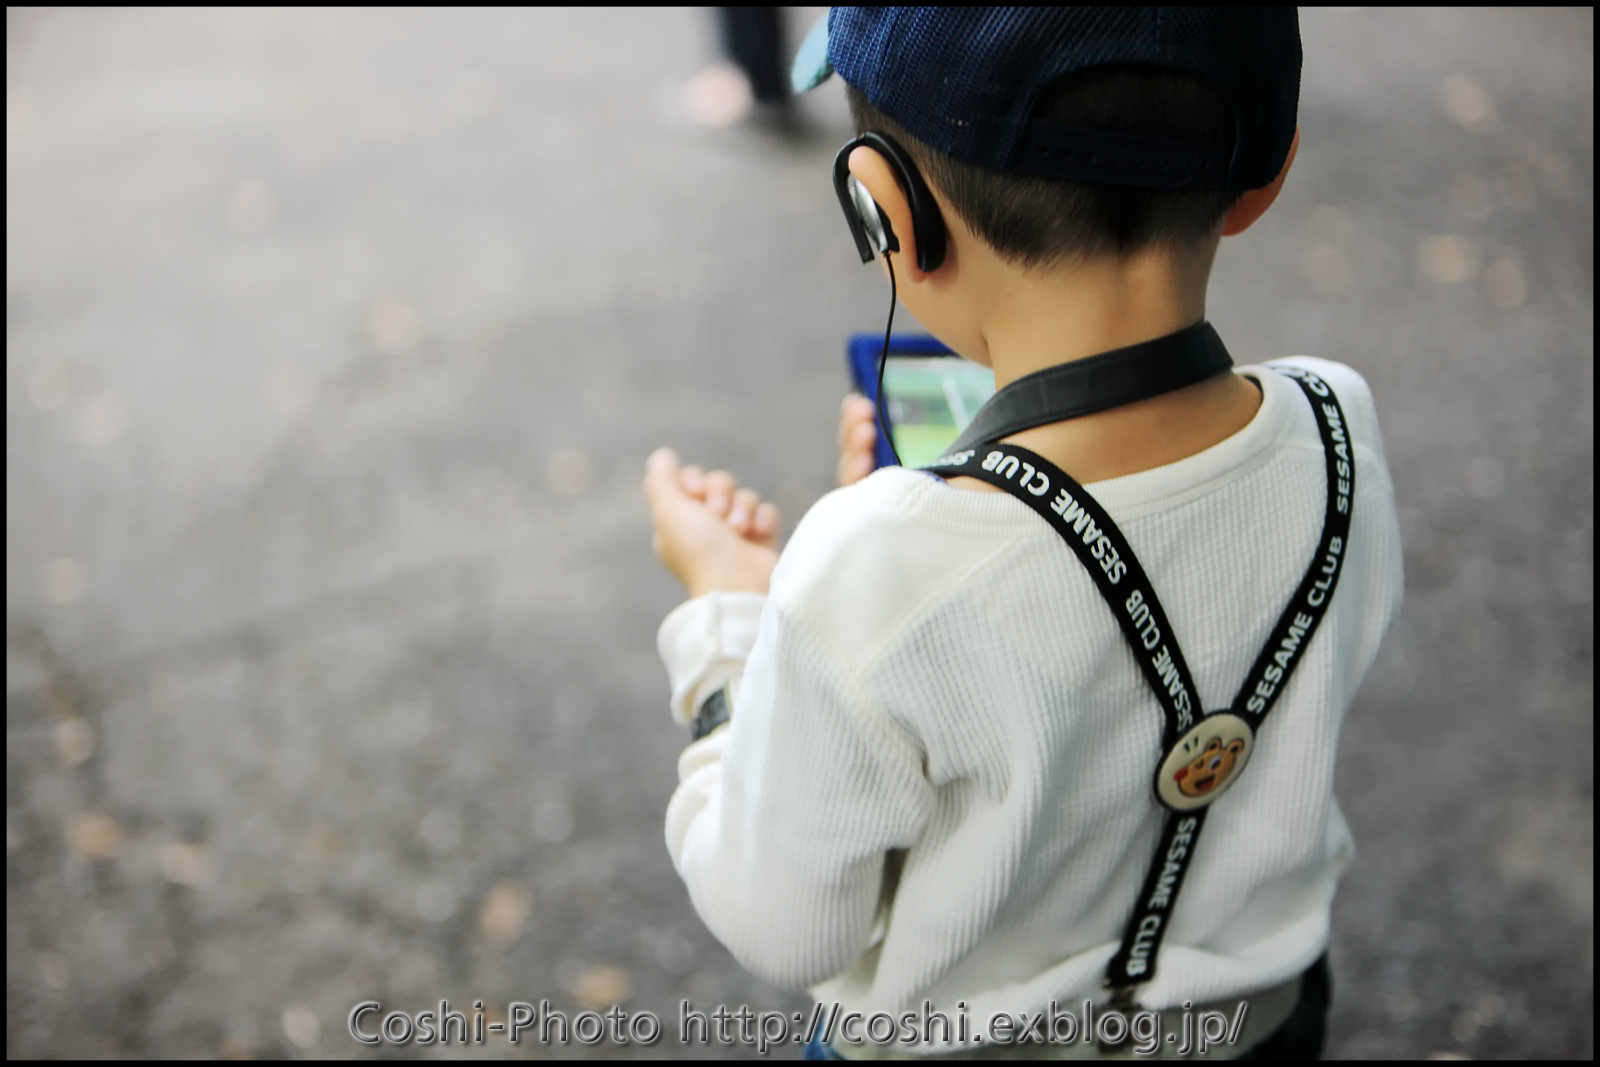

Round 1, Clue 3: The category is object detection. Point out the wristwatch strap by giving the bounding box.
[691,683,733,741]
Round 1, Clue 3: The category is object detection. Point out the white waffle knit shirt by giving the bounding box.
[657,358,1404,1035]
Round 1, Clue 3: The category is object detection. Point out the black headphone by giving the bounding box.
[831,132,947,273]
[831,132,950,468]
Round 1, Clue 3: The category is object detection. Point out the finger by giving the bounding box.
[846,395,877,435]
[838,420,879,486]
[728,487,761,535]
[838,393,860,452]
[838,393,874,450]
[838,443,861,487]
[704,470,737,517]
[644,447,684,515]
[679,464,707,499]
[752,501,781,547]
[850,419,876,453]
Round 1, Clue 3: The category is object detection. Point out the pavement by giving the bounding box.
[5,7,1592,1060]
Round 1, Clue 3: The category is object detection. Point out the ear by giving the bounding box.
[848,145,930,283]
[1221,127,1299,238]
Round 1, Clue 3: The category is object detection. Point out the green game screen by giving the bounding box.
[882,356,996,468]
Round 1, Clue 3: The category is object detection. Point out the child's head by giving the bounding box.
[843,66,1246,268]
[796,9,1303,367]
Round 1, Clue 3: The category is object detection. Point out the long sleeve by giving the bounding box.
[656,591,768,726]
[659,587,936,988]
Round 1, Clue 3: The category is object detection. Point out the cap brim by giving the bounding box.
[790,12,834,94]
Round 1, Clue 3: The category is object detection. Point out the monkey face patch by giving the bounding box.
[1155,714,1255,812]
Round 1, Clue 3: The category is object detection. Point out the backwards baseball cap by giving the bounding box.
[792,7,1301,192]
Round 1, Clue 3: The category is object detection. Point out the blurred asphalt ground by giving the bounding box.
[5,7,1592,1060]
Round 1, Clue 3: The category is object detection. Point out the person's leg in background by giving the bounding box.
[718,7,789,105]
[681,9,793,130]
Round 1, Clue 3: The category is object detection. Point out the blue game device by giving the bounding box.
[846,333,996,470]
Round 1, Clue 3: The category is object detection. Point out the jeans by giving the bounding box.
[1235,955,1329,1060]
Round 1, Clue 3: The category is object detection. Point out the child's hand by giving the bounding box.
[838,393,878,487]
[644,448,781,598]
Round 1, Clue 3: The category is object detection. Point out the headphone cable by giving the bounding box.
[876,252,902,467]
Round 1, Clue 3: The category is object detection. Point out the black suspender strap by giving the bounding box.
[1230,368,1356,730]
[923,366,1355,1000]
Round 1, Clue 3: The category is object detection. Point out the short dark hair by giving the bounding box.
[847,65,1244,266]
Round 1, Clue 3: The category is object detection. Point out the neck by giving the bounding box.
[975,242,1218,389]
[934,236,1260,486]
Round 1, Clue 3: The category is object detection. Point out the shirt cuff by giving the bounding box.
[656,591,767,726]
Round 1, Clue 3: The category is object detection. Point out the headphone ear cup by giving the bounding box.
[832,133,941,269]
[848,176,900,256]
[857,132,946,272]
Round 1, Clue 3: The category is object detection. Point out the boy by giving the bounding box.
[643,8,1402,1060]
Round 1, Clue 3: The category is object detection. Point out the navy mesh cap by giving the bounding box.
[795,7,1301,191]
